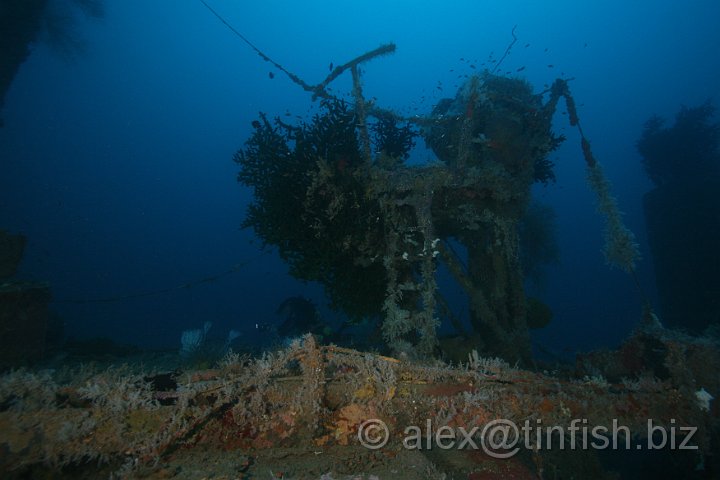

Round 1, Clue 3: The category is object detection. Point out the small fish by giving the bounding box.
[255,322,275,333]
[524,43,530,48]
[329,62,333,71]
[547,64,554,68]
[268,72,275,79]
[516,66,526,72]
[544,48,549,52]
[470,64,476,69]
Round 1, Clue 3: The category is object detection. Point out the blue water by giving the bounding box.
[1,0,719,353]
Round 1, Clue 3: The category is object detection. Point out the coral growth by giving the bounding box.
[371,113,417,166]
[547,79,640,272]
[0,331,716,477]
[236,101,389,320]
[586,161,641,272]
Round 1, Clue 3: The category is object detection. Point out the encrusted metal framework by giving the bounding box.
[1,328,715,477]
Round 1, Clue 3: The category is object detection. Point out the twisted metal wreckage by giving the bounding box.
[2,18,718,478]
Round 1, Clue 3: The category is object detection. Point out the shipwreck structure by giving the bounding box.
[235,43,639,364]
[0,328,717,478]
[0,230,53,369]
[637,102,720,333]
[0,24,716,477]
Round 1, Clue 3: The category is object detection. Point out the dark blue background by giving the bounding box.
[1,0,718,353]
